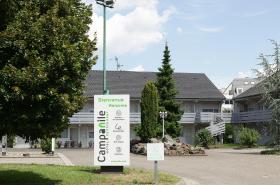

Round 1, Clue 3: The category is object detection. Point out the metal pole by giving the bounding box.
[154,161,158,184]
[162,117,165,139]
[103,5,107,95]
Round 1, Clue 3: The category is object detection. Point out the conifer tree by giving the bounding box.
[136,81,159,142]
[155,43,183,138]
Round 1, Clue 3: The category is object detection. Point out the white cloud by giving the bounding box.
[197,26,223,33]
[237,71,253,78]
[184,15,203,21]
[129,65,145,72]
[242,10,267,17]
[176,27,183,34]
[89,0,175,55]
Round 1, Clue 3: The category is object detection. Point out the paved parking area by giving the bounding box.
[58,148,280,185]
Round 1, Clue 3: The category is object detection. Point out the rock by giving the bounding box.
[150,138,160,143]
[130,134,205,156]
[169,150,177,156]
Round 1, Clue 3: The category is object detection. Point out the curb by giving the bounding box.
[176,177,201,185]
[57,153,74,166]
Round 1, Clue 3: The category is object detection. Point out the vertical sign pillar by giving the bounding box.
[94,95,130,173]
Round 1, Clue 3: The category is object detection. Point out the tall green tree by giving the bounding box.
[136,81,159,142]
[155,43,183,138]
[256,40,280,146]
[0,0,96,140]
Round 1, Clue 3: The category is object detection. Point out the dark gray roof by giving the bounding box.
[84,70,225,100]
[234,81,264,100]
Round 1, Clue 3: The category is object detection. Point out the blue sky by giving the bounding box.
[84,0,280,88]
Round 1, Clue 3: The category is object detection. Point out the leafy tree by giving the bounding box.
[255,40,280,147]
[136,81,159,143]
[155,43,183,138]
[0,0,96,141]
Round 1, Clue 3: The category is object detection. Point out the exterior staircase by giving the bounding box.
[206,115,226,137]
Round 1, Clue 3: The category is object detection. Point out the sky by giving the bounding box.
[83,0,280,89]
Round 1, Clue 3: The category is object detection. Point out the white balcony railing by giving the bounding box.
[179,113,197,123]
[69,112,94,124]
[232,110,272,123]
[69,112,227,124]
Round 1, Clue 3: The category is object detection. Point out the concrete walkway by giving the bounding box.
[58,148,280,185]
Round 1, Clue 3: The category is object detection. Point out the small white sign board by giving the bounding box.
[147,143,164,161]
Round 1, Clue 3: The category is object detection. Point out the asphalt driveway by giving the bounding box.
[58,148,280,185]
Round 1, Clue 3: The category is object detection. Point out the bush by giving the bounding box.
[41,138,52,154]
[195,129,214,149]
[7,135,15,148]
[223,123,234,144]
[239,128,260,147]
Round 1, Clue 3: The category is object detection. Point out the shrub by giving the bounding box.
[56,141,62,149]
[223,123,234,144]
[239,128,260,147]
[7,135,15,148]
[195,129,214,149]
[40,138,52,154]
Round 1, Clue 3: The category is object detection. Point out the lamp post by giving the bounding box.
[96,0,115,95]
[159,111,167,139]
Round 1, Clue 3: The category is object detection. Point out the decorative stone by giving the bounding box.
[131,135,205,156]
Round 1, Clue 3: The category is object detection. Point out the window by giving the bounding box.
[202,109,219,113]
[61,129,68,138]
[236,88,243,95]
[228,90,233,95]
[184,103,195,113]
[130,101,139,113]
[88,132,94,138]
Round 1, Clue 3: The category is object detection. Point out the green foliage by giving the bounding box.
[239,128,260,147]
[0,0,96,140]
[136,81,159,143]
[255,40,280,146]
[7,135,15,148]
[40,138,52,154]
[223,123,234,143]
[195,129,214,149]
[155,43,183,138]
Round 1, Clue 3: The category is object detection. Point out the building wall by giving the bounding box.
[180,124,195,144]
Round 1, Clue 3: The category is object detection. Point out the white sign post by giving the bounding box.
[94,95,130,171]
[147,143,164,184]
[51,138,55,155]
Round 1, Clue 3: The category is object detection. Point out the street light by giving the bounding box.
[95,0,115,94]
[159,111,167,139]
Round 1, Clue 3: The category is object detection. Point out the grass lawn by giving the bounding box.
[208,143,241,149]
[0,164,179,185]
[209,143,267,149]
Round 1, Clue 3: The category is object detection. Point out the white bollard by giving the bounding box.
[51,138,55,155]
